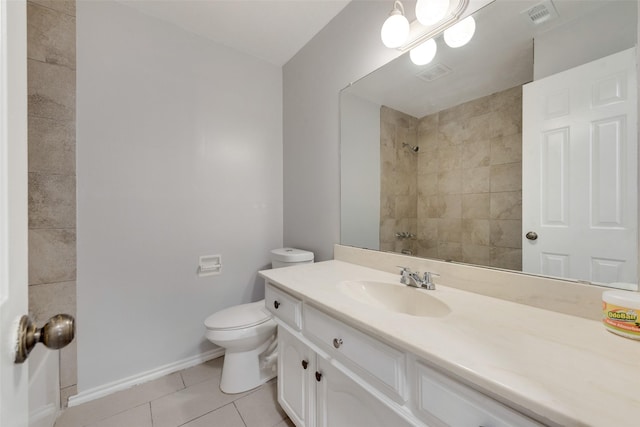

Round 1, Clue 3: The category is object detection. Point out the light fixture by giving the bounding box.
[443,16,476,48]
[409,38,437,65]
[415,0,450,26]
[380,0,410,49]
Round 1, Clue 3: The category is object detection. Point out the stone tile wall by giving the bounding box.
[381,86,523,271]
[26,0,77,406]
[379,106,419,255]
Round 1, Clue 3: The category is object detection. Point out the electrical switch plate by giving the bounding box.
[198,254,222,277]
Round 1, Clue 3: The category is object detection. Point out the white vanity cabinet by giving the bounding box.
[266,282,543,427]
[314,356,416,427]
[277,326,315,427]
[265,283,302,330]
[277,325,416,427]
[412,361,542,427]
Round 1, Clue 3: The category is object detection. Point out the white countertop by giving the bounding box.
[259,260,640,427]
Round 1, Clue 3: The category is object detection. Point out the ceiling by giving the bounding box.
[119,0,352,66]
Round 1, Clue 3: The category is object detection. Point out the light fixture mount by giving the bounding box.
[415,0,451,26]
[398,0,469,52]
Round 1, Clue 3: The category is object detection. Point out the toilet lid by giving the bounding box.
[205,300,271,330]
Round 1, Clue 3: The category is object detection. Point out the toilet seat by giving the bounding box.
[205,300,271,331]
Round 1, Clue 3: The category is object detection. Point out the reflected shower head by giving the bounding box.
[402,142,419,153]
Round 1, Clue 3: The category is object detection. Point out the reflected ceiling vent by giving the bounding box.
[522,0,559,26]
[416,63,451,82]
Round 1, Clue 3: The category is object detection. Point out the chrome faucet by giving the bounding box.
[398,267,439,290]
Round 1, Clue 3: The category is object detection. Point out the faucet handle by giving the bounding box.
[422,272,440,289]
[423,271,439,281]
[397,266,411,284]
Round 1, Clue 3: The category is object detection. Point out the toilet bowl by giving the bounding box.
[204,248,313,394]
[205,301,277,394]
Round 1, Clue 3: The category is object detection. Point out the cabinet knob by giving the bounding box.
[315,371,322,382]
[273,300,280,309]
[301,360,308,370]
[333,338,343,349]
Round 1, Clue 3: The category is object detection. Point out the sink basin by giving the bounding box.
[337,280,451,317]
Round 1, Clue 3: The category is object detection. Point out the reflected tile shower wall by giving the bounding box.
[381,86,523,271]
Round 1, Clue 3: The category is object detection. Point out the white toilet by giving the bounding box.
[204,248,314,394]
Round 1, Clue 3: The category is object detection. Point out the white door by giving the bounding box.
[0,0,29,426]
[523,48,637,285]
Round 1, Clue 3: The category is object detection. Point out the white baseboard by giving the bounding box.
[68,348,224,407]
[29,403,59,427]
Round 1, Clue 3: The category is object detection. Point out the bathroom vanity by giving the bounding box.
[259,259,640,427]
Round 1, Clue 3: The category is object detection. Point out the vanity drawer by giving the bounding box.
[414,361,542,427]
[303,305,407,403]
[265,282,302,331]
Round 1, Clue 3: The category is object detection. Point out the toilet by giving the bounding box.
[204,248,314,394]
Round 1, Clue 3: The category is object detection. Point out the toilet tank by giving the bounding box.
[270,248,314,269]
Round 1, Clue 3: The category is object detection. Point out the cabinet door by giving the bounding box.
[415,361,542,427]
[315,358,417,427]
[278,326,315,427]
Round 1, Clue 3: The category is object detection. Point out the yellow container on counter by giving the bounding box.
[602,290,640,340]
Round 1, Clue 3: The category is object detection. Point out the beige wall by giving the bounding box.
[381,86,523,271]
[26,0,77,407]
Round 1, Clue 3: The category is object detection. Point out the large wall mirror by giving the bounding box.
[340,0,638,290]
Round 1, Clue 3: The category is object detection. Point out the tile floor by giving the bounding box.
[55,357,294,427]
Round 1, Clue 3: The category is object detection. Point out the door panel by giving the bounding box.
[540,127,569,225]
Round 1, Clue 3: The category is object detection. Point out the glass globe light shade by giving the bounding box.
[415,0,450,26]
[410,38,437,65]
[444,16,476,48]
[381,12,410,48]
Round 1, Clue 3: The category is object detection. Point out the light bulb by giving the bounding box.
[415,0,450,26]
[381,9,410,48]
[409,38,437,65]
[444,16,476,48]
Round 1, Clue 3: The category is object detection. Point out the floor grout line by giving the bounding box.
[147,401,153,427]
[232,401,249,427]
[178,371,186,389]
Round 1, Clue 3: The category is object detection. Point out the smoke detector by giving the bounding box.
[416,63,452,82]
[521,0,559,26]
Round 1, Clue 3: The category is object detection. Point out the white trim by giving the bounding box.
[0,1,29,425]
[68,349,224,407]
[28,403,59,427]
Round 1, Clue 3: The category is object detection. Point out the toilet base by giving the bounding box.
[219,334,277,394]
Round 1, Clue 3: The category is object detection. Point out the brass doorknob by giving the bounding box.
[15,314,75,364]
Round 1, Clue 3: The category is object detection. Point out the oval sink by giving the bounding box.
[337,280,451,318]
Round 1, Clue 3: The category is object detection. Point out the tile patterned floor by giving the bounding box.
[55,357,294,427]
